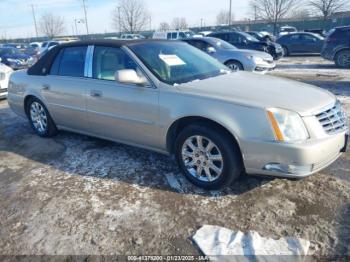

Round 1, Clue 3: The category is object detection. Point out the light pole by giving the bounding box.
[81,0,89,35]
[118,6,121,36]
[200,18,204,29]
[30,4,39,38]
[74,19,79,35]
[228,0,232,26]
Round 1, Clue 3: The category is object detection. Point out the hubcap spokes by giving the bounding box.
[30,102,47,133]
[339,54,350,67]
[181,135,224,182]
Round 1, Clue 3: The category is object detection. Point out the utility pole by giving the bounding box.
[30,4,39,38]
[81,0,89,35]
[74,19,78,35]
[200,18,204,28]
[118,6,121,36]
[228,0,232,26]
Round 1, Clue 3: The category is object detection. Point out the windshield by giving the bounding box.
[0,48,21,56]
[209,38,237,50]
[129,42,229,85]
[240,32,259,42]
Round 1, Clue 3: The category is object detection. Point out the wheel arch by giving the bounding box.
[166,116,244,163]
[224,59,244,70]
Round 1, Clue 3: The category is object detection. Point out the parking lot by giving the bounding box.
[0,56,349,258]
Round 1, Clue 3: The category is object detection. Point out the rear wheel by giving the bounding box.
[26,97,58,137]
[335,50,350,68]
[175,124,243,190]
[225,60,244,71]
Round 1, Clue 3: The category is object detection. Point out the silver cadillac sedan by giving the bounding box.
[7,40,349,190]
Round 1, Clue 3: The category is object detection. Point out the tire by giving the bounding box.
[175,124,243,190]
[282,46,289,57]
[335,50,350,68]
[26,97,58,137]
[225,60,244,71]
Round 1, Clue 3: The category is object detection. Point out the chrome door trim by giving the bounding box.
[84,45,94,78]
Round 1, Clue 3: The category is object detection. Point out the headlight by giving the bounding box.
[267,108,309,142]
[0,72,5,80]
[7,58,19,63]
[253,57,265,64]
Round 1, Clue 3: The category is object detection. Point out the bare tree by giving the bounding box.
[159,22,171,31]
[308,0,349,21]
[216,10,235,25]
[171,17,188,30]
[289,8,311,19]
[249,0,297,34]
[112,0,150,33]
[39,13,65,38]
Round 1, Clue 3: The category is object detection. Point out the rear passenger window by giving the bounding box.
[50,46,87,77]
[93,46,138,81]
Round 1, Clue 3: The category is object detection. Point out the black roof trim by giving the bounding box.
[27,39,180,76]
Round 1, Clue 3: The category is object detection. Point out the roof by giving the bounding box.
[335,25,350,30]
[57,39,176,48]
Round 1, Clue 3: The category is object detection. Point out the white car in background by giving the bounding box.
[0,61,13,99]
[153,30,194,40]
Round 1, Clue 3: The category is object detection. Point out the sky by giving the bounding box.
[0,0,250,39]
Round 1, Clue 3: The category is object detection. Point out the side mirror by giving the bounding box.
[115,69,149,86]
[207,47,216,53]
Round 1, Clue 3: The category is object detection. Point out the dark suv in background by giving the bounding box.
[321,26,350,68]
[209,31,284,60]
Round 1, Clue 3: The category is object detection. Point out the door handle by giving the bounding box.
[90,90,102,98]
[42,84,50,91]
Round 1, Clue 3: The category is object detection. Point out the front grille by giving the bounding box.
[0,88,7,94]
[316,102,348,135]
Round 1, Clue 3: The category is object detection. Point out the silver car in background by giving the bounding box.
[7,40,349,190]
[183,37,275,73]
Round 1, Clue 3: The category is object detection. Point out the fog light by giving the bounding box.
[263,163,313,174]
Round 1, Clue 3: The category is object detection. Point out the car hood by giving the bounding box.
[177,72,335,116]
[0,63,13,73]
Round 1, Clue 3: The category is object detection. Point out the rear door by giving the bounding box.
[85,46,160,148]
[40,45,89,131]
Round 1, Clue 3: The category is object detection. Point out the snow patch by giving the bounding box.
[193,225,310,258]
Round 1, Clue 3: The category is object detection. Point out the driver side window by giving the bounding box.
[92,46,138,81]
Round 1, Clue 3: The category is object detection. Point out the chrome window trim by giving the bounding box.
[84,45,94,78]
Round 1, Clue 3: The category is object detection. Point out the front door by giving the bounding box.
[85,46,160,148]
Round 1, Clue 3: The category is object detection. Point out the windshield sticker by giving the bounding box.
[159,54,186,66]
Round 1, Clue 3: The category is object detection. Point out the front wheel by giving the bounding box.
[335,50,350,68]
[175,125,243,190]
[27,97,58,137]
[225,60,244,71]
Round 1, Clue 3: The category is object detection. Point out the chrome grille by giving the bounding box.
[316,102,348,135]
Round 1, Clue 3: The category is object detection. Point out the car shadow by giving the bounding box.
[0,104,272,197]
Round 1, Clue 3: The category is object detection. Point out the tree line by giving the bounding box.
[39,0,349,38]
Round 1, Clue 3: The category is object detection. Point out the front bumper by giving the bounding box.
[0,89,8,99]
[254,62,276,73]
[243,131,348,178]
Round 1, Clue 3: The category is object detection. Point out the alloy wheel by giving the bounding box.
[30,102,48,133]
[181,135,224,182]
[337,52,350,68]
